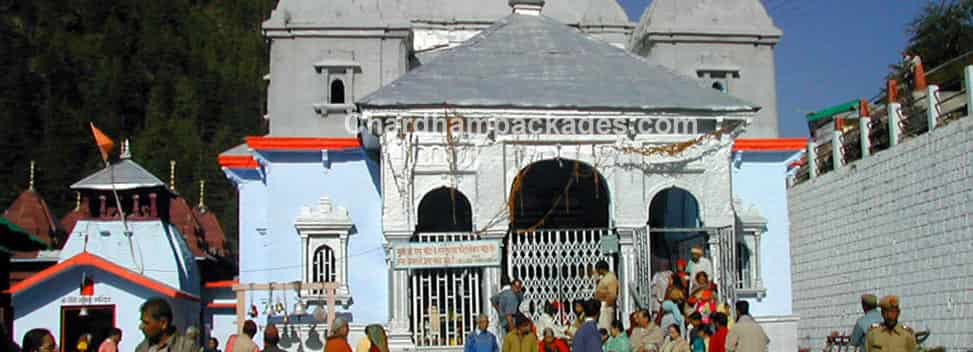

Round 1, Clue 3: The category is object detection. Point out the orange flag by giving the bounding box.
[89,122,114,162]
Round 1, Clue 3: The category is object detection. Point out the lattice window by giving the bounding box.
[507,228,616,324]
[410,232,482,347]
[313,245,337,284]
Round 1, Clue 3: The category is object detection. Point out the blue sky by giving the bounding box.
[617,0,928,137]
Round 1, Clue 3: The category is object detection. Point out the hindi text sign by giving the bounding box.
[392,240,501,270]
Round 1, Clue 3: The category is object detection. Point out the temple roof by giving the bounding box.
[633,0,781,38]
[70,159,166,191]
[3,190,61,249]
[359,14,757,112]
[194,206,226,257]
[263,0,631,29]
[170,196,207,259]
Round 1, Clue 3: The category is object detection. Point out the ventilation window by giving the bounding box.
[330,80,346,104]
[712,81,725,92]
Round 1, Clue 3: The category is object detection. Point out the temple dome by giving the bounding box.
[632,0,781,38]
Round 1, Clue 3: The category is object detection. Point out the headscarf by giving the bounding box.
[662,301,684,329]
[329,317,349,339]
[365,324,388,352]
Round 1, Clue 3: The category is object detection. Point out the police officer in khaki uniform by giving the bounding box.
[865,295,916,352]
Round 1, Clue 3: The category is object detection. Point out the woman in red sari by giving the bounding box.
[325,318,353,352]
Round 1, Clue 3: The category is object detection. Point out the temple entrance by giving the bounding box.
[61,305,114,352]
[409,187,481,347]
[648,187,706,274]
[505,159,614,322]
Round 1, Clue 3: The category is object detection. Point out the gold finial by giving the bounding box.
[198,180,206,208]
[74,192,81,210]
[169,160,176,191]
[28,161,35,191]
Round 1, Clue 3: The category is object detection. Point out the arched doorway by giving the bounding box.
[505,159,614,322]
[416,187,473,233]
[409,187,481,347]
[648,187,705,274]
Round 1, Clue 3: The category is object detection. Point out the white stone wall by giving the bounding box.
[788,116,973,350]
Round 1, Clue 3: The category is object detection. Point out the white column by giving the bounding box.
[965,66,973,118]
[888,102,902,146]
[617,227,637,319]
[752,232,763,293]
[831,130,843,169]
[927,85,940,131]
[859,116,871,158]
[480,230,505,336]
[806,141,817,179]
[387,238,416,352]
[707,234,722,295]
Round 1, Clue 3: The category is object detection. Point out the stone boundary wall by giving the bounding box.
[788,115,973,350]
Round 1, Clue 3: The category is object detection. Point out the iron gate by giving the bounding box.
[409,232,483,347]
[632,226,738,313]
[506,228,616,323]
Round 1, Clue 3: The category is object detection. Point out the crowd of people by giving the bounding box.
[2,245,918,352]
[484,248,770,352]
[3,297,391,352]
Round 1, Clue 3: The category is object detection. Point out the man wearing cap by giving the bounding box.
[865,295,916,352]
[849,294,882,348]
[686,246,712,292]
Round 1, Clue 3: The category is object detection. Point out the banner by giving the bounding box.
[391,239,502,270]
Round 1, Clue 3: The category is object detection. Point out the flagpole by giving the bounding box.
[104,159,128,233]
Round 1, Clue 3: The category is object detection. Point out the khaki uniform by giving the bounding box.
[595,272,619,329]
[865,323,916,352]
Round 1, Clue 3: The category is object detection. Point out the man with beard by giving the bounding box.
[865,296,916,352]
[135,298,199,352]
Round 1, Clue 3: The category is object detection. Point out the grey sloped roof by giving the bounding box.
[71,159,166,191]
[634,0,781,37]
[359,14,758,112]
[264,0,631,29]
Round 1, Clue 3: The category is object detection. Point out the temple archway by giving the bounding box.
[509,159,609,230]
[415,187,473,233]
[505,159,613,322]
[648,187,706,274]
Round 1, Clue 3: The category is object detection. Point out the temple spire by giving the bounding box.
[198,180,206,209]
[28,160,35,191]
[120,139,132,159]
[169,160,176,191]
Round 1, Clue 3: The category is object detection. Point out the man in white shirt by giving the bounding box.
[687,246,713,291]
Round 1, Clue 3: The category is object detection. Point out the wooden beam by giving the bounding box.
[232,281,340,333]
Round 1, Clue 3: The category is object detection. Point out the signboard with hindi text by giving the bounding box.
[391,240,502,270]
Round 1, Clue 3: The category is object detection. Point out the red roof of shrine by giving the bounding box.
[60,196,91,235]
[3,190,62,251]
[169,196,207,258]
[6,251,199,301]
[194,206,226,257]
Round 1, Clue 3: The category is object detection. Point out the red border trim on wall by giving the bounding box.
[245,137,361,151]
[218,155,259,169]
[733,138,808,152]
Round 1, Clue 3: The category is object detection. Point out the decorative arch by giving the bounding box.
[508,159,610,230]
[647,186,705,274]
[416,187,473,233]
[648,187,701,229]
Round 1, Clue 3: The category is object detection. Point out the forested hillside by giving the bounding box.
[0,0,279,248]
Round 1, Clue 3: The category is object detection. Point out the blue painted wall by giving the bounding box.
[230,148,387,325]
[731,151,799,317]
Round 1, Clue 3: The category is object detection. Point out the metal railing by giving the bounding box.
[791,65,973,186]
